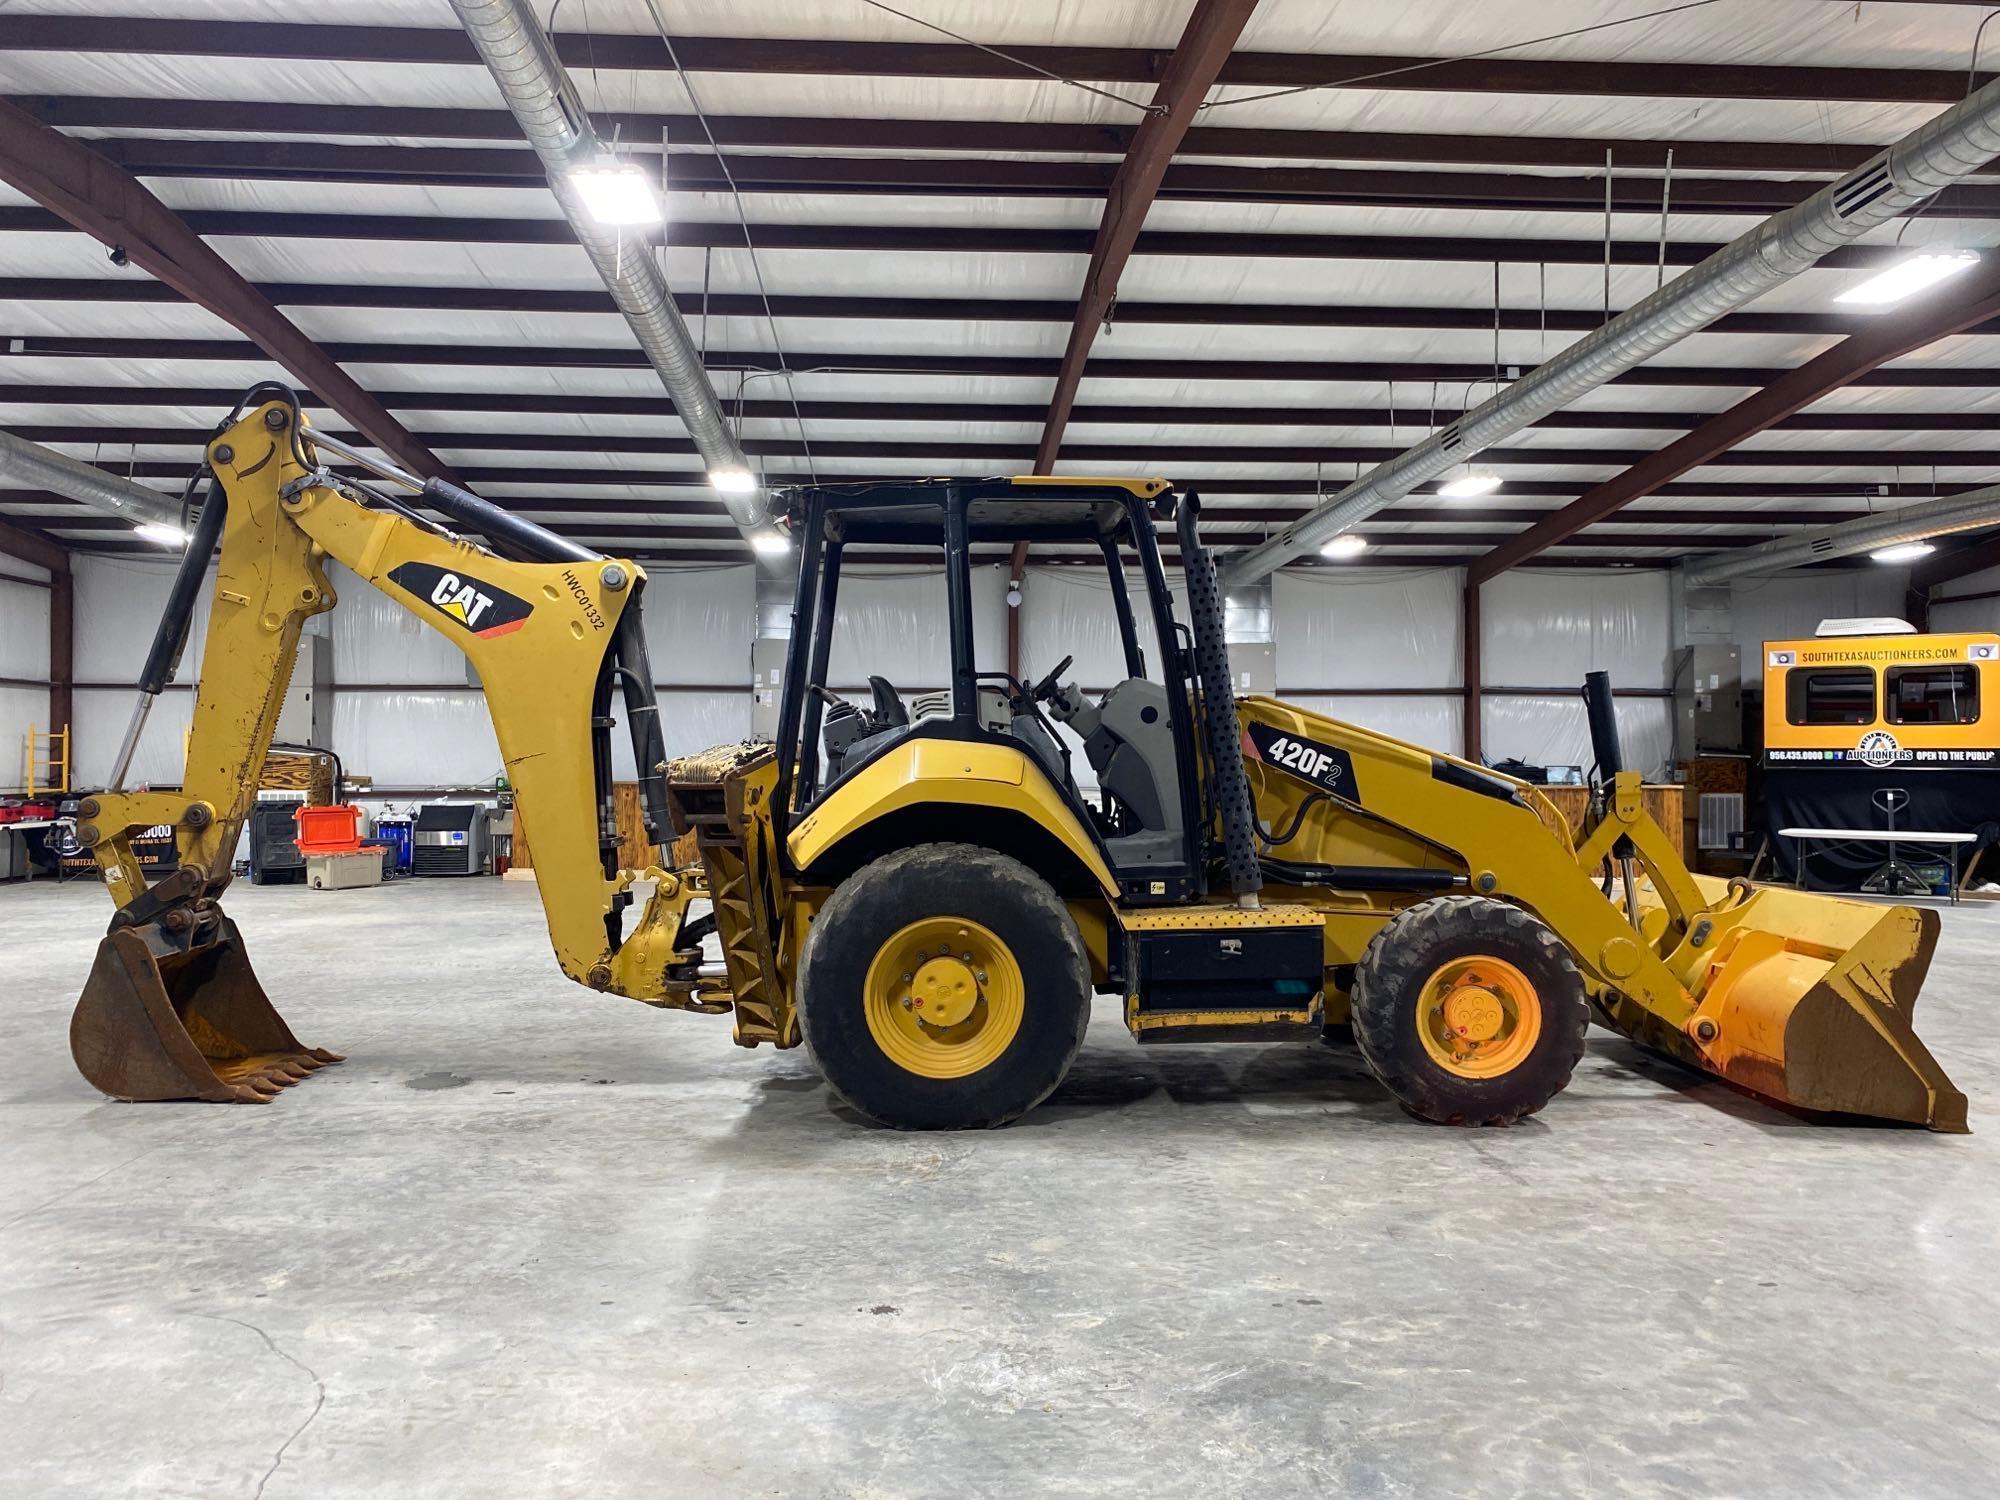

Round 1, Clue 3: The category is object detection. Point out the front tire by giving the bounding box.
[799,843,1090,1129]
[1350,895,1588,1125]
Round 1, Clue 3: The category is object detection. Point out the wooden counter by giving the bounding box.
[1535,783,1684,857]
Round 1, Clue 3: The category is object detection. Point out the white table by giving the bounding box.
[1777,826,1977,904]
[0,818,55,882]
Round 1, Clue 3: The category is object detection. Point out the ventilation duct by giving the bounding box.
[0,429,181,528]
[1682,484,2000,588]
[448,0,767,539]
[1219,75,2000,587]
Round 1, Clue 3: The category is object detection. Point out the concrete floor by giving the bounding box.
[2,878,1998,1499]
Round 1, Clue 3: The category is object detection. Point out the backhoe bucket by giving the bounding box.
[70,914,340,1103]
[1624,883,1966,1131]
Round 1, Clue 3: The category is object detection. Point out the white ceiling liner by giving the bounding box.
[1803,386,2000,417]
[0,297,241,340]
[5,40,1973,154]
[1,0,1973,70]
[1241,0,1983,70]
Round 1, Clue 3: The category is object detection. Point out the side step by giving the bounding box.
[1122,905,1326,1043]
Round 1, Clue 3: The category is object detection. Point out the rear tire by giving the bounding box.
[800,843,1090,1129]
[1350,895,1588,1125]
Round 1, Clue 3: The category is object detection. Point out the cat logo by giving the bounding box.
[387,561,534,639]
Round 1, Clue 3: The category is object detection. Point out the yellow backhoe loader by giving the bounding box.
[63,388,1967,1132]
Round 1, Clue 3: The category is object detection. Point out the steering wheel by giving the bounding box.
[1030,654,1074,705]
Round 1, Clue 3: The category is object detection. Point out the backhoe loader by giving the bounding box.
[63,387,1967,1132]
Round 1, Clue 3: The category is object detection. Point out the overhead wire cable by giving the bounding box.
[644,0,819,484]
[853,0,1166,116]
[1197,0,1726,111]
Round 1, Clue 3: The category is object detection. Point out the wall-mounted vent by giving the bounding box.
[1698,793,1745,852]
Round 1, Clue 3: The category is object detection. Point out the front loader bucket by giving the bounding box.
[1624,885,1966,1132]
[70,914,340,1103]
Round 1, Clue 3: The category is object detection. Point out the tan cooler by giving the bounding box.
[306,849,385,890]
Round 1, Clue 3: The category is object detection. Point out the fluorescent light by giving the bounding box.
[750,531,792,557]
[709,467,758,496]
[133,522,187,547]
[1835,250,1978,306]
[1319,534,1369,559]
[1869,541,1936,564]
[1438,472,1502,499]
[569,160,662,227]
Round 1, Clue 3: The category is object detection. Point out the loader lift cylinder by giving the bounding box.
[1583,670,1623,777]
[1583,669,1642,923]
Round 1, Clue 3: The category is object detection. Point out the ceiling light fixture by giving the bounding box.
[1868,540,1937,564]
[708,467,758,497]
[1319,534,1369,559]
[569,158,663,227]
[1835,249,1979,306]
[750,531,792,558]
[132,522,188,547]
[1438,472,1502,499]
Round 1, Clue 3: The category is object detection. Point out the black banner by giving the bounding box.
[1763,766,2000,888]
[1244,721,1360,804]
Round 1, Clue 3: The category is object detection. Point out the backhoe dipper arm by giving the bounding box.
[81,396,698,1006]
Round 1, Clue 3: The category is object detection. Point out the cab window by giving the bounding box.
[1785,667,1875,726]
[1886,665,1979,726]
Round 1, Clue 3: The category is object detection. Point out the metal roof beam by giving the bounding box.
[9,380,2000,434]
[24,423,2000,472]
[12,275,1989,341]
[0,203,1931,270]
[72,136,2000,218]
[1469,255,2000,582]
[0,100,448,482]
[5,95,1905,176]
[14,333,2000,390]
[0,17,1987,104]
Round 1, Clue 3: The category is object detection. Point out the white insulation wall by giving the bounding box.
[1,561,52,792]
[58,554,1925,794]
[1927,565,2000,637]
[1482,570,1675,777]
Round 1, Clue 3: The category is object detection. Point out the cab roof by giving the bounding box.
[782,475,1178,547]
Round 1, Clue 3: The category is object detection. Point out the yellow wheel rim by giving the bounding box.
[862,916,1025,1080]
[1416,955,1542,1079]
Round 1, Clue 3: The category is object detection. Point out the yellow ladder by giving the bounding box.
[26,724,69,797]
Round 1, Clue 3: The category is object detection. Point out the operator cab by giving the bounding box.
[771,477,1209,904]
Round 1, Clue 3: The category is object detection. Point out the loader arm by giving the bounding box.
[69,395,718,1101]
[1239,696,1966,1130]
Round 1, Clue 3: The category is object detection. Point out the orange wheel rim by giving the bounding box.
[1416,955,1542,1079]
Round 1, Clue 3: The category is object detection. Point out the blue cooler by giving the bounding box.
[374,815,414,875]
